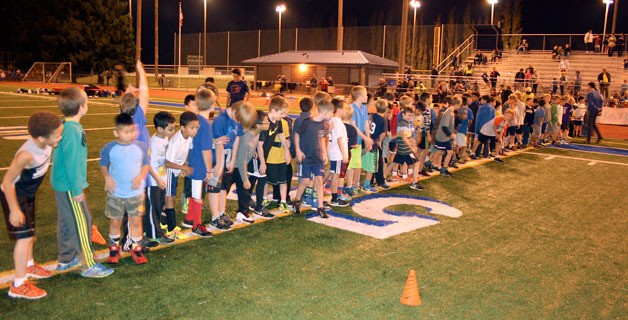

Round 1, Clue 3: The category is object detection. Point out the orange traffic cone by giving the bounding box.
[400,269,421,306]
[91,225,107,245]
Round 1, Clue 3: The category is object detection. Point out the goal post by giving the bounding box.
[23,62,72,83]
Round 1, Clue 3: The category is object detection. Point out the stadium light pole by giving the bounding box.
[276,4,286,53]
[602,0,613,52]
[488,0,498,25]
[410,0,420,69]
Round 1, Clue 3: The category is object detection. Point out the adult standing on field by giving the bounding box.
[226,68,249,107]
[585,82,603,144]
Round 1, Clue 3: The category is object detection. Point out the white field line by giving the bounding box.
[522,151,628,166]
[588,161,597,166]
[545,156,555,160]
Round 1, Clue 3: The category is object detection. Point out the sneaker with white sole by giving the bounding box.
[8,281,47,300]
[254,207,275,219]
[26,264,52,279]
[56,256,81,271]
[192,224,213,237]
[81,263,114,278]
[330,198,349,207]
[236,212,254,224]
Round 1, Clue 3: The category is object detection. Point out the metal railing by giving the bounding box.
[436,35,475,73]
[474,33,627,52]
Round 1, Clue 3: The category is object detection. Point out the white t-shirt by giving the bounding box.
[165,130,193,177]
[327,116,348,161]
[517,101,526,126]
[574,103,586,120]
[149,134,168,187]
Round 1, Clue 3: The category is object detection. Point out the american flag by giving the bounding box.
[179,2,183,28]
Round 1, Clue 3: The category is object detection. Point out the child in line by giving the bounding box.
[246,111,274,218]
[363,99,389,191]
[215,101,257,225]
[345,87,370,196]
[327,98,349,207]
[100,113,150,265]
[573,96,586,137]
[260,96,292,212]
[52,88,114,278]
[293,98,334,218]
[182,89,218,237]
[180,94,198,215]
[163,111,199,239]
[341,103,358,201]
[2,112,62,299]
[394,107,421,190]
[145,111,176,245]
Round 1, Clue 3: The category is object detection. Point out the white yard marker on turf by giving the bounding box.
[588,161,597,166]
[523,151,628,166]
[545,156,555,160]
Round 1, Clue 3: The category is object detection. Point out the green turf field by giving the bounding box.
[0,91,626,318]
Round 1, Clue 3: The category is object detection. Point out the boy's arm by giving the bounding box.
[148,166,166,189]
[136,60,149,116]
[278,133,292,163]
[100,166,117,194]
[295,132,304,163]
[228,136,240,173]
[256,140,267,174]
[338,137,348,163]
[132,165,150,190]
[235,136,250,187]
[319,136,328,164]
[202,150,213,182]
[214,141,225,176]
[1,151,32,227]
[165,160,192,174]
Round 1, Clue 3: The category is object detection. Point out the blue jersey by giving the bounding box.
[475,103,495,133]
[533,107,545,125]
[188,116,213,180]
[99,141,149,198]
[212,110,243,165]
[351,102,368,144]
[133,106,150,145]
[457,106,473,134]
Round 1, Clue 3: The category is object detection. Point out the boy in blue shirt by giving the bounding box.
[347,86,372,194]
[100,113,150,265]
[293,98,334,218]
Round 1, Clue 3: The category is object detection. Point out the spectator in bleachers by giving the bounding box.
[607,34,617,57]
[573,71,582,96]
[616,34,625,57]
[517,39,529,54]
[514,69,525,91]
[584,29,594,53]
[563,43,572,58]
[559,57,570,72]
[489,67,500,89]
[597,68,611,99]
[552,46,560,60]
[594,34,602,52]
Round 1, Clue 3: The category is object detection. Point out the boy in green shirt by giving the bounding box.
[52,87,114,278]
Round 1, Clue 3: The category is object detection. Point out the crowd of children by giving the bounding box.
[2,63,605,299]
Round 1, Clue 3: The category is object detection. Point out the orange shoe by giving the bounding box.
[91,225,107,245]
[131,245,148,265]
[8,281,47,299]
[26,264,52,279]
[107,244,121,264]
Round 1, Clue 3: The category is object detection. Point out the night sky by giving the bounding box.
[142,0,626,64]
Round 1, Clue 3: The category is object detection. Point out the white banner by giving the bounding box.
[597,107,628,125]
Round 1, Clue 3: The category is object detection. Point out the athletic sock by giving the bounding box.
[188,200,203,226]
[131,236,142,249]
[14,276,26,288]
[109,235,121,246]
[332,193,338,201]
[164,208,176,232]
[363,180,371,188]
[26,259,34,268]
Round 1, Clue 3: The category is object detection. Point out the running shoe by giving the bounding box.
[166,226,188,240]
[80,263,114,278]
[363,185,378,193]
[279,202,290,213]
[409,183,424,190]
[107,244,121,264]
[419,170,430,177]
[131,245,148,265]
[56,256,81,271]
[181,219,194,229]
[342,187,355,197]
[8,281,47,300]
[494,157,504,163]
[316,208,329,218]
[338,193,352,202]
[236,211,254,224]
[353,186,365,194]
[254,207,275,219]
[377,183,391,190]
[220,214,234,227]
[440,168,454,177]
[154,237,175,244]
[330,198,349,207]
[209,217,231,230]
[192,224,214,237]
[292,200,302,215]
[139,238,159,249]
[26,264,52,279]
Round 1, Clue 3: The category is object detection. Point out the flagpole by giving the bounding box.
[178,0,182,88]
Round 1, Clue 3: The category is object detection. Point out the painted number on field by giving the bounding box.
[307,194,462,239]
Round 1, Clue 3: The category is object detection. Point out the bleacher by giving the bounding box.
[467,50,625,95]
